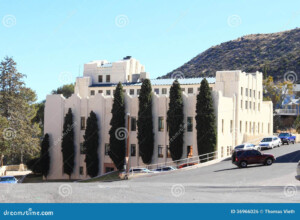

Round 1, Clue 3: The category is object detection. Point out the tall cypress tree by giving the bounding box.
[84,111,99,177]
[167,80,184,161]
[137,79,154,164]
[195,78,217,156]
[108,82,126,171]
[61,108,75,179]
[40,133,50,179]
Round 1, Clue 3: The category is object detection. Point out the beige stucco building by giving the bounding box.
[44,56,273,180]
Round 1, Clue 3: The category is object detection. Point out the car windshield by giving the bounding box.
[0,177,15,181]
[235,145,244,149]
[261,138,272,142]
[279,133,289,137]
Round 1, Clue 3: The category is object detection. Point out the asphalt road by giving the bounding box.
[0,144,299,203]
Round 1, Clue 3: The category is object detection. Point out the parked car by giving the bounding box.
[0,176,18,184]
[178,163,197,169]
[128,168,157,174]
[232,143,260,152]
[278,132,296,145]
[258,136,281,149]
[154,166,177,172]
[296,160,300,181]
[232,150,275,168]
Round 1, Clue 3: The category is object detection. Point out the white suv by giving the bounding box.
[259,136,281,149]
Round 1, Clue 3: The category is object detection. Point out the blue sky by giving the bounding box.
[0,0,300,102]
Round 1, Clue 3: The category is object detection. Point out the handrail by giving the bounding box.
[129,151,218,176]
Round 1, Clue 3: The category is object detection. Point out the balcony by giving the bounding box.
[275,109,298,116]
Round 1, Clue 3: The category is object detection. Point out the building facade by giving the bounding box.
[44,57,273,180]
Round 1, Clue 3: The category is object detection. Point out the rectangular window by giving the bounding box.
[188,88,193,94]
[181,88,185,92]
[137,89,140,95]
[80,143,86,154]
[162,88,167,94]
[166,145,171,158]
[123,89,126,93]
[246,88,248,96]
[187,117,193,132]
[154,89,159,94]
[131,144,136,156]
[90,90,95,96]
[240,121,242,133]
[187,146,193,157]
[249,101,252,109]
[258,103,260,111]
[245,101,248,109]
[131,117,136,131]
[105,143,110,155]
[129,89,134,95]
[81,117,86,130]
[158,145,163,158]
[249,89,252,97]
[222,119,224,133]
[245,121,248,132]
[79,166,84,175]
[106,90,111,95]
[259,91,261,99]
[98,90,103,93]
[98,75,103,83]
[241,87,243,96]
[106,75,110,82]
[230,120,233,133]
[258,122,260,133]
[253,90,256,98]
[249,122,252,133]
[158,117,164,132]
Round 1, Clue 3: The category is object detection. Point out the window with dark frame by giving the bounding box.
[98,75,103,83]
[80,143,86,154]
[131,144,136,156]
[162,88,167,94]
[188,88,193,94]
[158,145,163,158]
[158,117,164,132]
[79,166,84,175]
[81,117,86,130]
[187,117,193,132]
[90,90,95,96]
[131,117,136,131]
[130,89,134,95]
[106,75,110,82]
[105,143,110,155]
[166,145,171,158]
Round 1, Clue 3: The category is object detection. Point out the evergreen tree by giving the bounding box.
[61,108,75,178]
[108,82,126,170]
[0,57,40,163]
[40,133,50,179]
[84,111,100,177]
[167,80,184,161]
[137,79,154,164]
[195,79,217,156]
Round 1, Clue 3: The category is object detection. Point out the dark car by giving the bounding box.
[232,150,275,168]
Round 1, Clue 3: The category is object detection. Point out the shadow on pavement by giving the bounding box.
[275,150,300,163]
[214,164,263,172]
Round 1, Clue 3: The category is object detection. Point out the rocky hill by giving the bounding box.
[161,28,300,81]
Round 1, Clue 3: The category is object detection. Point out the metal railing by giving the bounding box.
[129,151,218,176]
[275,109,298,115]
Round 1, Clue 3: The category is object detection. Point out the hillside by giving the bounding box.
[161,28,300,81]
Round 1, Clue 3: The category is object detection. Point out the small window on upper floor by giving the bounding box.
[106,90,111,95]
[81,117,86,130]
[130,89,134,95]
[187,117,193,132]
[137,89,140,95]
[245,88,248,96]
[249,89,252,97]
[131,117,136,131]
[154,89,159,94]
[158,117,164,132]
[162,88,167,94]
[106,75,110,82]
[188,88,193,94]
[91,90,95,96]
[98,75,103,83]
[258,91,261,99]
[241,87,243,96]
[98,90,103,93]
[253,90,256,98]
[181,88,185,92]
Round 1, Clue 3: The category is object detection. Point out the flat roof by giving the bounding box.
[89,77,215,88]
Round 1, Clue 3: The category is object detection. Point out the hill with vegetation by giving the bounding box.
[161,28,300,81]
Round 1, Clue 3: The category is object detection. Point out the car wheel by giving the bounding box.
[240,161,247,168]
[292,141,295,144]
[265,158,273,166]
[277,144,280,148]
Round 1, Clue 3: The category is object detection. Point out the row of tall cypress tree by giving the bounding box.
[39,78,216,179]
